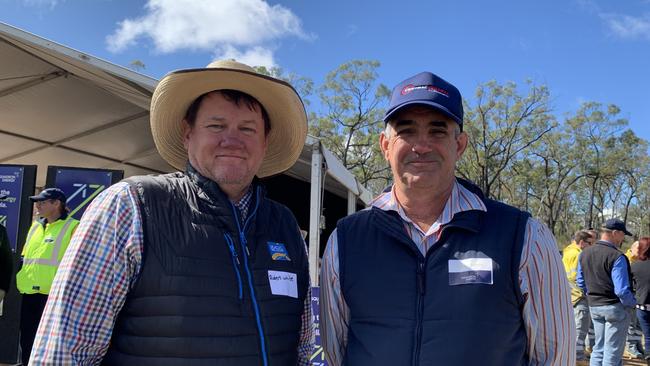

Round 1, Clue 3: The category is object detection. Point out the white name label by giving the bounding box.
[448,258,494,285]
[268,270,298,298]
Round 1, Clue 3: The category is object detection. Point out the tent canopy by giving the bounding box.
[0,21,372,204]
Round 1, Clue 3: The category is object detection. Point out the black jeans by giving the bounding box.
[20,294,48,366]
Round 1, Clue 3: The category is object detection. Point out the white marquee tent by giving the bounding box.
[0,21,373,286]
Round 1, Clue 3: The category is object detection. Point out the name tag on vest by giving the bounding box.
[268,270,298,298]
[448,258,493,285]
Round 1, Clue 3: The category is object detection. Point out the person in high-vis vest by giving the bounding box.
[562,230,596,365]
[16,188,78,366]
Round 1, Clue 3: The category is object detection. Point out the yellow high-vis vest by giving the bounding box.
[16,216,79,295]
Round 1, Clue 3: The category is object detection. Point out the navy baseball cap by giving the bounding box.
[602,218,633,236]
[384,71,464,127]
[29,188,66,203]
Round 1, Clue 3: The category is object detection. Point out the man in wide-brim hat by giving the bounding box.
[31,60,313,366]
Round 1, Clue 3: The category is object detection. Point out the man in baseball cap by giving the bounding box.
[28,188,66,203]
[578,218,637,365]
[17,187,78,365]
[320,71,574,365]
[31,60,312,365]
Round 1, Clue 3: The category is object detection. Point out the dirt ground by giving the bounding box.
[624,358,648,365]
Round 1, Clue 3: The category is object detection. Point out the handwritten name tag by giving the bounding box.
[448,258,493,285]
[268,270,298,298]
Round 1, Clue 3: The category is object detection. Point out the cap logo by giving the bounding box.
[401,84,449,97]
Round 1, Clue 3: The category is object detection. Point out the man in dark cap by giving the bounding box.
[16,188,78,365]
[320,71,574,365]
[577,218,637,366]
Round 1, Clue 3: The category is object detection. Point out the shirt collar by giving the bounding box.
[598,240,619,249]
[232,185,254,222]
[371,179,487,227]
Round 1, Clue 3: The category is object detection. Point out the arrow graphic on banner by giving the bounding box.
[68,184,105,218]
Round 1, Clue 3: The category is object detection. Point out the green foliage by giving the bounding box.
[457,80,557,199]
[129,59,146,71]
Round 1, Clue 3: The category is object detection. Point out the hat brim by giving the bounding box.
[29,195,46,202]
[151,67,307,178]
[383,100,463,124]
[624,229,633,236]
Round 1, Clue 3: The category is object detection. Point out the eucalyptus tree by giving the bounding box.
[566,102,629,228]
[458,80,556,199]
[310,60,391,192]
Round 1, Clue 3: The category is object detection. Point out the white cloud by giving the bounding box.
[22,0,60,9]
[106,0,310,67]
[214,45,276,68]
[601,13,650,41]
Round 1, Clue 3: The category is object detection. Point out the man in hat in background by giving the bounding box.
[30,60,313,365]
[16,188,78,365]
[0,194,13,317]
[577,218,637,366]
[320,71,574,365]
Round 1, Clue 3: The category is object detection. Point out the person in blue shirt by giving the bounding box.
[577,218,636,366]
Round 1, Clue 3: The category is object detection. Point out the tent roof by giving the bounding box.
[0,22,372,204]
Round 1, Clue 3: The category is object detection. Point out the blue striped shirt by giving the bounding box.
[30,181,313,365]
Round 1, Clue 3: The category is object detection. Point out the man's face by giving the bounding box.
[35,199,58,218]
[380,106,467,192]
[612,230,626,246]
[183,92,268,190]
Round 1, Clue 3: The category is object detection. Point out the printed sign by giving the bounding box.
[51,168,120,220]
[0,166,24,251]
[311,286,328,365]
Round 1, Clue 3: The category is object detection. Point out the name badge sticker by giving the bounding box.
[268,270,298,298]
[448,258,493,286]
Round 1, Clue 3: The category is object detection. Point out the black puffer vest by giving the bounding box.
[103,168,309,366]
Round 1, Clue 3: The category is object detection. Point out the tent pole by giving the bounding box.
[308,141,323,286]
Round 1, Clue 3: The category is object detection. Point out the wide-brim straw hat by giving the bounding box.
[150,60,307,178]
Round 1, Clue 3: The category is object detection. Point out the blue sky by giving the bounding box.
[1,0,649,140]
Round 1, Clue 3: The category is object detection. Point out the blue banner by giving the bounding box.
[0,166,25,251]
[311,286,327,366]
[54,168,114,221]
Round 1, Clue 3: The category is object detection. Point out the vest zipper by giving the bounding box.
[413,260,425,366]
[224,234,243,300]
[230,187,268,366]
